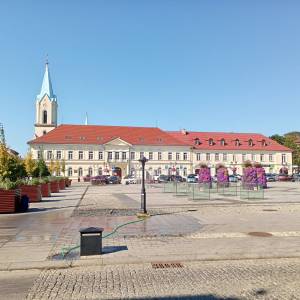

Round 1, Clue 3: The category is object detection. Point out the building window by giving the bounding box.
[88,167,93,176]
[78,167,83,177]
[47,151,52,160]
[269,154,273,162]
[98,151,103,160]
[108,152,112,160]
[262,139,267,147]
[206,153,210,161]
[56,151,61,160]
[242,154,246,162]
[43,130,47,135]
[79,151,83,160]
[208,138,214,146]
[233,154,236,162]
[115,152,120,160]
[194,138,200,145]
[168,152,172,160]
[68,167,72,177]
[248,139,253,147]
[220,139,225,146]
[98,168,102,175]
[223,153,227,161]
[37,150,41,159]
[140,152,144,159]
[235,139,240,146]
[260,154,264,162]
[282,154,286,164]
[183,167,187,177]
[215,153,219,161]
[183,152,188,160]
[43,110,47,124]
[158,152,162,160]
[149,152,153,160]
[68,151,73,160]
[251,154,256,161]
[176,153,180,160]
[122,152,126,160]
[158,167,162,175]
[88,151,93,160]
[130,152,135,160]
[196,153,201,161]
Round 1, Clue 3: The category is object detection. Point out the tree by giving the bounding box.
[284,135,300,167]
[54,160,61,176]
[270,134,285,145]
[24,152,37,177]
[32,159,50,177]
[48,159,55,176]
[61,159,66,176]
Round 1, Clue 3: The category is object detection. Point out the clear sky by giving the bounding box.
[1,1,300,155]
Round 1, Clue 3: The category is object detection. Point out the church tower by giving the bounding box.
[34,61,58,137]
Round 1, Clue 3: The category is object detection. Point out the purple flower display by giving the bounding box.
[256,166,267,188]
[198,165,212,185]
[242,166,258,190]
[216,166,229,186]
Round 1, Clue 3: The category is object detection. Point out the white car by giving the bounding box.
[121,176,137,185]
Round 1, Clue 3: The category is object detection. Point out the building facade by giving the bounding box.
[28,63,292,178]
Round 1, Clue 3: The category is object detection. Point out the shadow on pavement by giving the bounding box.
[102,245,128,254]
[132,295,241,300]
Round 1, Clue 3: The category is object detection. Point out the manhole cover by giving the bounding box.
[248,232,273,237]
[151,262,184,269]
[262,209,277,212]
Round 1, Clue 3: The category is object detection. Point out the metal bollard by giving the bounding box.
[79,227,104,256]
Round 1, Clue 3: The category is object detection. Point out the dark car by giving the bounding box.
[108,176,121,184]
[277,174,293,182]
[266,173,276,182]
[157,175,170,183]
[292,174,300,182]
[170,175,184,182]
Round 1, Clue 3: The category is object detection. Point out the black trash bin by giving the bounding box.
[79,227,104,256]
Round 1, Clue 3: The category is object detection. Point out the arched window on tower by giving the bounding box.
[43,110,48,124]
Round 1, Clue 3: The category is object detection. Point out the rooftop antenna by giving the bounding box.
[0,123,6,145]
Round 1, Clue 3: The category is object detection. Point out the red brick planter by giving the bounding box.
[20,185,41,203]
[59,179,66,190]
[0,189,21,213]
[41,183,51,197]
[50,181,60,193]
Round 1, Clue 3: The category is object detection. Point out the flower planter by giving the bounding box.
[59,179,66,190]
[41,183,51,197]
[0,189,21,213]
[20,185,42,203]
[50,181,60,193]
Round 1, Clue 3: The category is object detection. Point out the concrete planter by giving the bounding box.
[41,183,51,197]
[50,181,60,193]
[20,185,42,203]
[59,179,66,190]
[0,189,21,213]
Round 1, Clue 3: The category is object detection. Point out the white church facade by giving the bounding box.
[28,63,293,179]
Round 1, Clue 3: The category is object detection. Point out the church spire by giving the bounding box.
[37,59,56,101]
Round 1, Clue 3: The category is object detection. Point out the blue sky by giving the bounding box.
[1,1,300,154]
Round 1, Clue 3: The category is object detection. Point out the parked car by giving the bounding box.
[108,176,121,184]
[292,173,300,182]
[229,175,238,182]
[266,173,276,182]
[170,175,184,182]
[187,174,198,183]
[277,174,293,182]
[157,175,170,183]
[91,175,108,185]
[153,175,160,182]
[122,175,137,185]
[235,174,242,181]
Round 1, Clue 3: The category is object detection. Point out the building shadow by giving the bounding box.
[108,295,241,300]
[102,245,128,254]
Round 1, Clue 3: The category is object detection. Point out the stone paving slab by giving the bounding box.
[26,258,300,299]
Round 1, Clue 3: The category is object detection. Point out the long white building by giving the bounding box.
[28,63,292,178]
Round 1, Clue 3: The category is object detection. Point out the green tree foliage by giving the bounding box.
[284,135,300,166]
[24,152,37,176]
[61,159,66,176]
[269,134,285,145]
[32,159,50,177]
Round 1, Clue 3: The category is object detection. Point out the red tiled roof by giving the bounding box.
[168,131,292,152]
[28,124,189,146]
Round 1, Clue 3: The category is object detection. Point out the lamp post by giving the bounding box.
[139,156,148,214]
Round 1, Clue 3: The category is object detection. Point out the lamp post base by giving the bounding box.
[136,212,151,218]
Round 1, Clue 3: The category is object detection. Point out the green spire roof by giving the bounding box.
[37,62,56,101]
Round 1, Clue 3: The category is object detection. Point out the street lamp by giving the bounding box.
[139,156,148,214]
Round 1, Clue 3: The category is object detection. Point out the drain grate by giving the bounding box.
[151,262,184,269]
[248,232,273,237]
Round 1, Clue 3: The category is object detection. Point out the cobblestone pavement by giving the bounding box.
[26,258,300,299]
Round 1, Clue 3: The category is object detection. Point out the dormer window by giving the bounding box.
[194,138,200,145]
[261,139,267,147]
[235,139,240,146]
[248,139,253,147]
[220,139,225,146]
[208,138,214,146]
